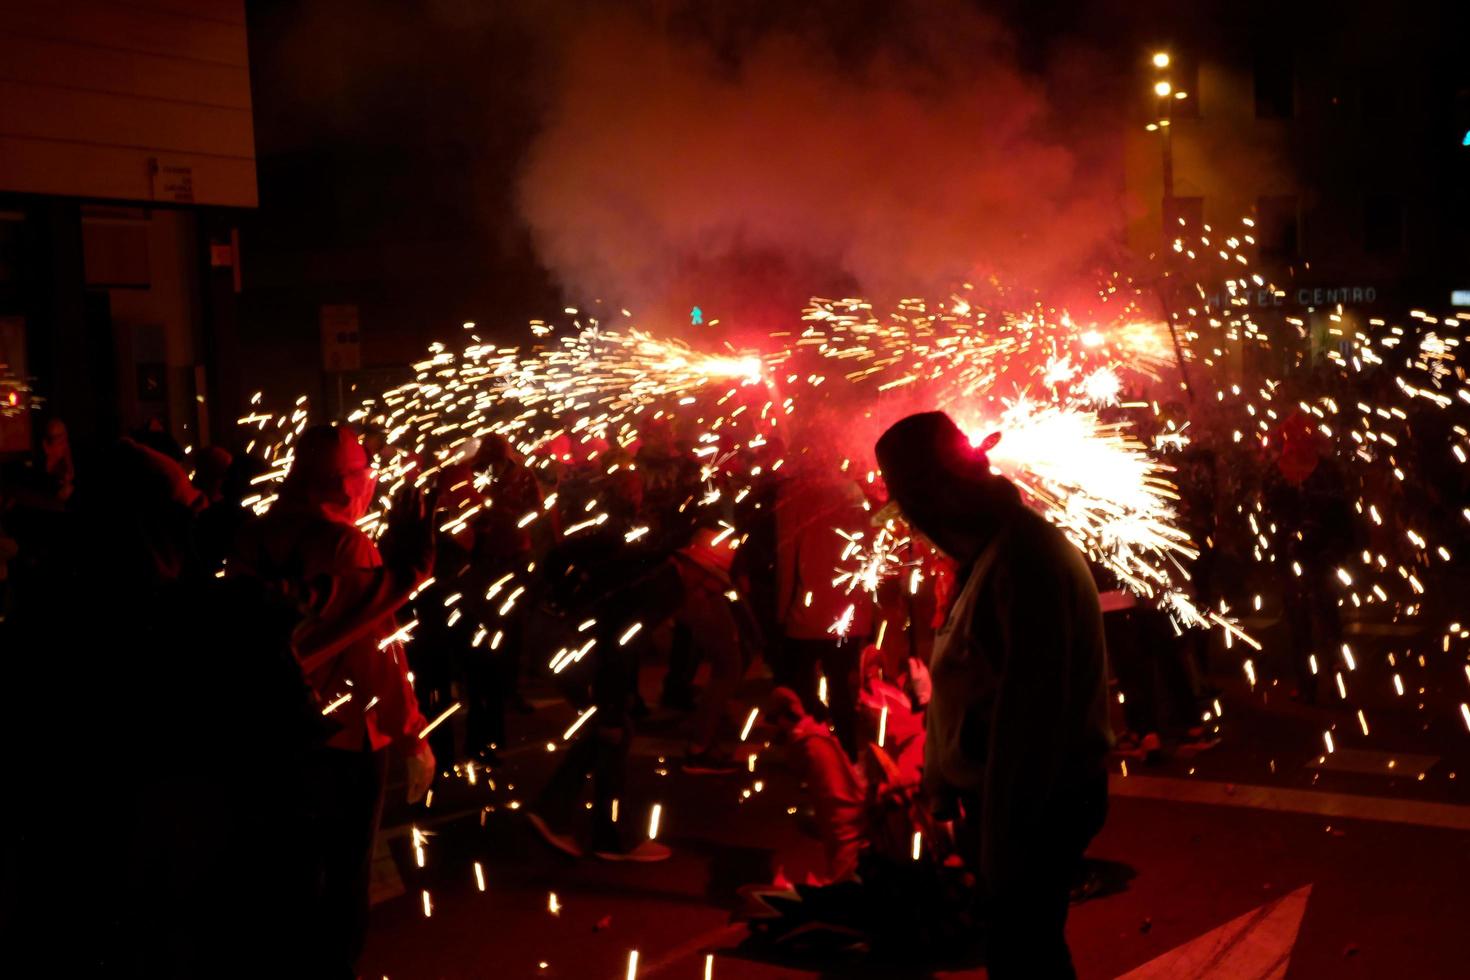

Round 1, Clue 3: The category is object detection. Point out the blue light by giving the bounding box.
[1463,129,1470,146]
[690,305,704,326]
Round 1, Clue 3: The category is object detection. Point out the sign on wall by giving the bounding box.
[149,158,196,204]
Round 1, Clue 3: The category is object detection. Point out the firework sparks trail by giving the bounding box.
[963,399,1197,599]
[236,212,1470,835]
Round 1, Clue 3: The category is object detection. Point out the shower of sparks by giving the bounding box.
[232,211,1470,884]
[963,398,1197,600]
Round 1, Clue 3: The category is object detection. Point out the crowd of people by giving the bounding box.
[4,347,1462,977]
[0,402,1117,978]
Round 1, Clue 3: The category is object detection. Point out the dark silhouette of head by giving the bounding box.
[875,411,1019,560]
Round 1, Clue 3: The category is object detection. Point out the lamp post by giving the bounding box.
[1147,51,1194,396]
[1148,52,1177,222]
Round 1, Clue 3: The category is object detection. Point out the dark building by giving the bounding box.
[1120,0,1470,361]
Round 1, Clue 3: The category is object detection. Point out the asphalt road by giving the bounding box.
[359,655,1470,980]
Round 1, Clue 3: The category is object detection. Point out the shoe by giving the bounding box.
[681,747,739,775]
[526,811,583,858]
[594,840,671,862]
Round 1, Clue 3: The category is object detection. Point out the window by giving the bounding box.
[1254,50,1294,119]
[1364,195,1404,253]
[1163,196,1204,236]
[1256,196,1299,261]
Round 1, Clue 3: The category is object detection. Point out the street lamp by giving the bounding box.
[1147,52,1188,224]
[1149,50,1194,397]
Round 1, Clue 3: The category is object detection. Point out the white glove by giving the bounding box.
[406,739,436,803]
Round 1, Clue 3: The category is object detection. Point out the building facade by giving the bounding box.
[1120,0,1468,363]
[0,0,255,459]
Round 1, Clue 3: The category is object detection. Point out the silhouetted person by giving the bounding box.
[773,456,873,755]
[875,412,1111,980]
[470,434,548,721]
[192,445,233,504]
[1268,409,1353,704]
[132,415,186,462]
[527,529,679,862]
[194,450,266,573]
[14,438,326,977]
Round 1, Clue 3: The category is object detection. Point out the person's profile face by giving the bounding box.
[337,441,377,520]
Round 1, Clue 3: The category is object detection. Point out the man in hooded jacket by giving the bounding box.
[875,412,1111,980]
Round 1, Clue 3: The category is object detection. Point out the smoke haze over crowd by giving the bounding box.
[517,1,1129,321]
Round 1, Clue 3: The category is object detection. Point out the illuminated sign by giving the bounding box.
[1452,290,1470,307]
[1207,286,1379,308]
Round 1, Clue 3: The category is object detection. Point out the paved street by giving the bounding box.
[360,641,1470,980]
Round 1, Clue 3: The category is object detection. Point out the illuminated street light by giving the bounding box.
[1147,50,1176,238]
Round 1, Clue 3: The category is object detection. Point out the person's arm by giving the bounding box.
[294,556,421,673]
[293,553,426,675]
[980,548,1072,893]
[294,487,435,674]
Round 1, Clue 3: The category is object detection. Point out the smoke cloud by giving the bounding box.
[517,1,1127,322]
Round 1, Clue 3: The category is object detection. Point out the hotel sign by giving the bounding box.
[1211,286,1379,309]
